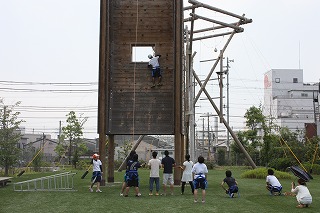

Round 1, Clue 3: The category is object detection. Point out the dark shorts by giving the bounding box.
[152,67,161,78]
[91,171,102,183]
[228,185,238,193]
[193,178,207,190]
[126,179,139,187]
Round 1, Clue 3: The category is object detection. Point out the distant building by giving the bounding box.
[16,129,168,164]
[263,69,319,134]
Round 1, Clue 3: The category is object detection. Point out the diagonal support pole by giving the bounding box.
[193,69,257,168]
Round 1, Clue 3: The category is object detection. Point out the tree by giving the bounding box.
[244,105,266,130]
[231,106,266,166]
[0,100,24,176]
[244,105,266,147]
[62,111,87,167]
[117,140,133,160]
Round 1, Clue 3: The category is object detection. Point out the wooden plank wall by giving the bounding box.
[105,0,180,135]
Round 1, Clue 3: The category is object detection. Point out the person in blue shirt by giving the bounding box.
[124,154,142,197]
[120,150,136,196]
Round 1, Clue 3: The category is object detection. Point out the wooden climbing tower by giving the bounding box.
[98,0,183,184]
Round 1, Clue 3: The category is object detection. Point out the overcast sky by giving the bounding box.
[1,0,319,139]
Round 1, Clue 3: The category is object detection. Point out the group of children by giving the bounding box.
[88,153,313,208]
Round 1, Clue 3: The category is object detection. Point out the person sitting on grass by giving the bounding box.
[124,154,142,197]
[221,170,239,198]
[266,168,282,195]
[291,178,312,208]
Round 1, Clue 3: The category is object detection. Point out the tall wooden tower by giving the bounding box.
[98,0,183,184]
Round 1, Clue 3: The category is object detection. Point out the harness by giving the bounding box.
[127,162,138,181]
[195,173,205,179]
[271,185,282,192]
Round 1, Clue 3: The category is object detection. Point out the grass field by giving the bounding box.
[0,167,319,213]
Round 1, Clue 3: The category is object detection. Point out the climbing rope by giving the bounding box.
[131,0,139,142]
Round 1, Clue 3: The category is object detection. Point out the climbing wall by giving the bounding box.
[100,0,182,135]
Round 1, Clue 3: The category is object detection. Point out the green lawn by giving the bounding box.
[0,167,319,213]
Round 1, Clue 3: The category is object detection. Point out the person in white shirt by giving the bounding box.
[191,156,208,203]
[179,154,194,195]
[148,151,162,196]
[89,153,103,193]
[266,169,282,195]
[291,178,312,208]
[148,54,162,88]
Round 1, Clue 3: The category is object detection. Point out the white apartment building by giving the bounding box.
[263,69,319,132]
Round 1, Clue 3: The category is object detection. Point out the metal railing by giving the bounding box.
[14,172,77,192]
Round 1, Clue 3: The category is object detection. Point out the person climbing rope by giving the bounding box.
[148,54,162,88]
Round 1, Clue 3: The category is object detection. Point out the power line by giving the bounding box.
[0,80,98,86]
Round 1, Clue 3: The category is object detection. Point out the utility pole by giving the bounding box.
[207,114,211,160]
[200,113,217,160]
[226,58,233,161]
[58,121,62,143]
[202,117,205,157]
[42,133,45,148]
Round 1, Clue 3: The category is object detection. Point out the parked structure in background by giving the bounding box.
[263,69,320,136]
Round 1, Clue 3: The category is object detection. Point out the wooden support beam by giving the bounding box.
[107,135,115,183]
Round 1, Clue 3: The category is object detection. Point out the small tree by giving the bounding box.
[0,99,24,176]
[244,105,266,147]
[62,111,87,167]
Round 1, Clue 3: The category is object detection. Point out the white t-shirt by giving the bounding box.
[266,175,281,187]
[191,162,208,179]
[93,159,102,172]
[148,158,161,177]
[148,56,160,68]
[291,185,312,204]
[181,160,193,182]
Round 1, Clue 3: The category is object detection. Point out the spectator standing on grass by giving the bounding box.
[120,150,136,196]
[192,156,208,203]
[89,153,103,193]
[161,150,175,195]
[124,154,142,197]
[180,154,194,195]
[148,151,161,196]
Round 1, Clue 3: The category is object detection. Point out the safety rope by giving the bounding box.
[280,137,308,172]
[25,140,49,172]
[132,0,139,142]
[278,137,288,158]
[310,143,318,173]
